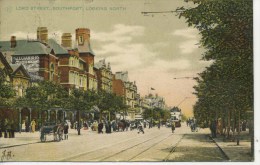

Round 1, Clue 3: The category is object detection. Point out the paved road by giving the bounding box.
[2,124,227,162]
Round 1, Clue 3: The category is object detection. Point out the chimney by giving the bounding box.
[61,33,72,48]
[10,36,16,48]
[75,28,90,46]
[37,27,48,43]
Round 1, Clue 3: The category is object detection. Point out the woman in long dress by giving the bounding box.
[31,119,36,133]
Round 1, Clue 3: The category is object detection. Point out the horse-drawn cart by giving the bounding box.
[40,122,64,142]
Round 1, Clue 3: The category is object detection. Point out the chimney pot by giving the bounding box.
[37,27,48,43]
[10,36,16,48]
[61,33,72,48]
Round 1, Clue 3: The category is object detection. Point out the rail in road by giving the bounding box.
[60,130,174,161]
[1,125,230,162]
[61,128,186,161]
[58,126,229,161]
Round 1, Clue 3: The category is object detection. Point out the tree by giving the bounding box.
[0,68,16,107]
[15,81,69,111]
[178,0,253,139]
[96,90,127,121]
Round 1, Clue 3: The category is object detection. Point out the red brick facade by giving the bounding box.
[39,53,59,82]
[113,77,125,97]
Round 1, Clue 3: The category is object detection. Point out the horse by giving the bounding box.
[53,123,64,141]
[117,120,130,131]
[117,120,127,132]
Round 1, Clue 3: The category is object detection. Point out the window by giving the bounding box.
[69,71,74,84]
[80,76,83,87]
[49,63,55,81]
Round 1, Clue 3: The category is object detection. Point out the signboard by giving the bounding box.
[12,55,40,73]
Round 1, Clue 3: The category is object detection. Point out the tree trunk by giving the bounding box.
[227,109,231,139]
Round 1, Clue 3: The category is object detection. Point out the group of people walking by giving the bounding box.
[187,118,198,132]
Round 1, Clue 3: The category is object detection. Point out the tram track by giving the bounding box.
[60,130,165,161]
[127,133,183,161]
[163,134,185,161]
[98,132,173,161]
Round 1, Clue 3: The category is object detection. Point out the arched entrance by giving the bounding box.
[21,108,31,132]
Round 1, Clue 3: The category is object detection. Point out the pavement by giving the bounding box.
[0,126,254,162]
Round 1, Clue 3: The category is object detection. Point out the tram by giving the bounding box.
[170,107,182,127]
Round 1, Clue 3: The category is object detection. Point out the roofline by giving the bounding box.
[0,52,13,73]
[11,64,31,79]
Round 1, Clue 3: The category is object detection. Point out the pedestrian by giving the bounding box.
[93,120,98,131]
[31,119,36,133]
[125,121,129,131]
[144,121,146,128]
[10,120,15,138]
[148,121,151,129]
[158,122,161,129]
[25,119,30,132]
[22,120,26,132]
[171,121,175,133]
[98,121,103,134]
[74,121,78,130]
[106,121,112,133]
[137,122,144,134]
[64,122,69,140]
[105,121,109,133]
[210,120,217,138]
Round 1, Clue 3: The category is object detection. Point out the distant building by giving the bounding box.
[113,71,138,121]
[94,59,113,93]
[142,94,166,109]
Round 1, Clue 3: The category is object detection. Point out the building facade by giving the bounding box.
[94,59,113,93]
[113,71,138,121]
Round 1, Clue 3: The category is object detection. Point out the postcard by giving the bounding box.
[0,0,258,164]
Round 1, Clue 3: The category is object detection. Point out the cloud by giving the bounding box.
[92,24,158,72]
[172,28,198,39]
[10,31,37,40]
[179,39,199,54]
[92,24,145,43]
[10,30,66,42]
[171,28,200,54]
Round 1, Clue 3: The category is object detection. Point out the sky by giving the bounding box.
[0,0,215,117]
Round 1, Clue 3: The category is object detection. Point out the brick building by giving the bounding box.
[58,28,97,91]
[113,71,138,120]
[0,34,59,83]
[94,59,113,93]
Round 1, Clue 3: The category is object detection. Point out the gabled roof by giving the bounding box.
[48,39,68,55]
[0,39,68,56]
[10,64,30,79]
[14,41,52,55]
[0,52,13,73]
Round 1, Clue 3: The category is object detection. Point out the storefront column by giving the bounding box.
[19,108,22,133]
[55,110,58,123]
[29,108,32,125]
[47,110,50,121]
